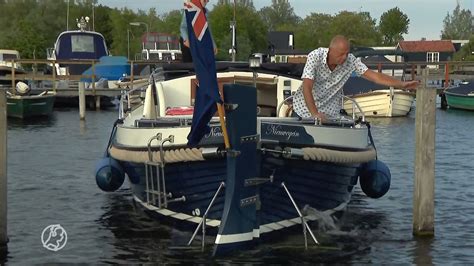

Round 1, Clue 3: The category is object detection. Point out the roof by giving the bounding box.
[343,76,387,95]
[398,40,455,52]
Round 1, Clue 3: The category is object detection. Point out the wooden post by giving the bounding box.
[91,60,96,94]
[413,68,436,236]
[0,89,7,252]
[411,64,415,80]
[79,82,86,120]
[95,96,101,110]
[10,61,15,89]
[444,63,450,87]
[130,61,134,91]
[52,60,57,92]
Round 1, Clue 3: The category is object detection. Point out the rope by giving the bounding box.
[109,144,376,164]
[109,145,205,164]
[301,147,376,164]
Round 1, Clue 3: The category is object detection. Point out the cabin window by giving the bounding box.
[1,53,18,61]
[71,35,95,53]
[426,52,439,62]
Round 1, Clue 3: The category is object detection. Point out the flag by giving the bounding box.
[184,0,222,146]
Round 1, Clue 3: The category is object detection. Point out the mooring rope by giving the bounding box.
[109,145,376,164]
[301,147,376,164]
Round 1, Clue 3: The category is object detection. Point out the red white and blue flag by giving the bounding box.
[184,0,221,146]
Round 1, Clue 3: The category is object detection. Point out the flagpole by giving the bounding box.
[217,103,230,149]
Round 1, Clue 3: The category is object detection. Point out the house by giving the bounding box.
[266,31,310,63]
[397,40,456,67]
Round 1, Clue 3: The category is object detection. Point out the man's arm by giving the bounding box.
[302,78,326,121]
[363,69,419,90]
[180,11,189,47]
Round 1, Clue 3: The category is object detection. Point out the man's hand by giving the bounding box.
[183,39,190,48]
[313,112,327,124]
[402,80,420,90]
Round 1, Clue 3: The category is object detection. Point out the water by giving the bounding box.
[2,106,474,264]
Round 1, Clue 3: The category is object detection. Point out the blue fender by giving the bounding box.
[95,157,125,192]
[359,160,391,199]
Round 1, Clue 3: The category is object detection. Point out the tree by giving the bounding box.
[330,11,381,46]
[441,3,473,40]
[295,13,333,49]
[258,0,300,31]
[453,36,474,61]
[159,10,182,37]
[209,2,267,60]
[379,7,409,45]
[218,0,254,8]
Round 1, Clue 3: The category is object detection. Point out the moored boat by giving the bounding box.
[443,80,474,111]
[0,49,26,86]
[95,63,392,255]
[6,82,55,119]
[343,76,415,117]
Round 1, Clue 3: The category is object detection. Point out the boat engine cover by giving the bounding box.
[16,81,30,95]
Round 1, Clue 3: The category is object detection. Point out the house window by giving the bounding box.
[427,52,439,62]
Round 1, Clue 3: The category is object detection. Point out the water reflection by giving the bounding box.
[412,237,434,265]
[94,186,391,263]
[443,108,474,117]
[7,114,57,129]
[96,189,175,263]
[0,246,8,265]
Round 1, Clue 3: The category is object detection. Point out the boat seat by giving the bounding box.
[166,106,194,116]
[135,118,191,128]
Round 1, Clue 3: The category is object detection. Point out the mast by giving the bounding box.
[66,0,70,30]
[230,0,237,62]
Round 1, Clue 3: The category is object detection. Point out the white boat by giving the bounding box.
[46,16,128,90]
[0,49,26,86]
[95,63,391,255]
[343,76,415,117]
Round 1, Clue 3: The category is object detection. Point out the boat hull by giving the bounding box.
[6,93,56,119]
[120,154,359,233]
[344,89,414,117]
[445,92,474,111]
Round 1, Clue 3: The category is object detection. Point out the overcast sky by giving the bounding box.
[97,0,473,40]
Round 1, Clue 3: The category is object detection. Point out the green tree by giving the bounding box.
[454,36,474,61]
[159,10,182,37]
[379,7,409,45]
[258,0,300,31]
[218,0,254,8]
[441,3,473,39]
[295,13,333,49]
[331,11,381,46]
[209,2,267,60]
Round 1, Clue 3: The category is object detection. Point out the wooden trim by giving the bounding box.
[190,77,234,106]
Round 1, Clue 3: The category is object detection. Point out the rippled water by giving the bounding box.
[1,106,474,264]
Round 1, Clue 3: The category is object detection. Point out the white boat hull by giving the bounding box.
[344,89,415,117]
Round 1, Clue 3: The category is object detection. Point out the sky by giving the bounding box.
[97,0,473,41]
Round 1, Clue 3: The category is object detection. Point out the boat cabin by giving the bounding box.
[0,49,21,69]
[46,17,109,75]
[49,31,108,61]
[139,32,182,61]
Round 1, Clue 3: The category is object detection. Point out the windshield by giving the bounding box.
[1,53,18,61]
[71,35,95,53]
